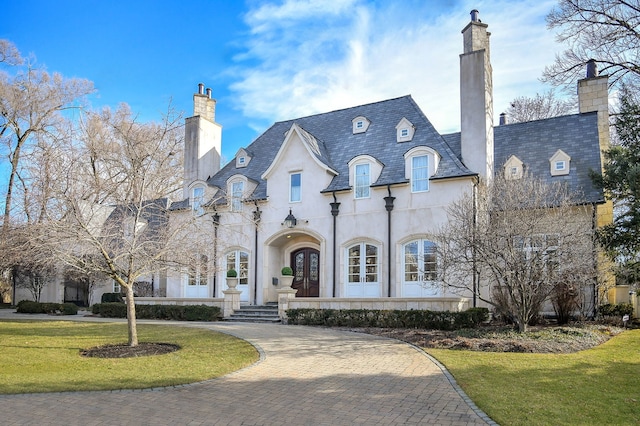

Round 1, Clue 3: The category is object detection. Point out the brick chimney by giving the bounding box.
[460,9,494,180]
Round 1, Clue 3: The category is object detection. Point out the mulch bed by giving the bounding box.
[80,343,180,358]
[345,324,624,353]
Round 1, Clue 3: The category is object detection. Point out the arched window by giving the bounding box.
[402,239,440,297]
[192,186,205,215]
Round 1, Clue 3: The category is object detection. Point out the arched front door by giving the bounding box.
[291,248,320,297]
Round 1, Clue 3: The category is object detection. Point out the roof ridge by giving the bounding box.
[273,95,413,124]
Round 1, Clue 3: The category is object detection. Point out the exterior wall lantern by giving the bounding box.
[283,209,297,228]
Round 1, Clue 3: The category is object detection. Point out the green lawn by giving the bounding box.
[428,329,640,426]
[0,320,258,394]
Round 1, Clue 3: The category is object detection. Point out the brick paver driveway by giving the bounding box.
[0,314,495,425]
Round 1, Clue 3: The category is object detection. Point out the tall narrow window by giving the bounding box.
[411,155,429,192]
[355,163,370,199]
[402,239,439,297]
[290,172,301,202]
[226,251,249,286]
[231,181,244,212]
[192,186,204,215]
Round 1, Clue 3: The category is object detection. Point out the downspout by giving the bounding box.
[384,185,395,297]
[472,177,479,308]
[330,192,341,298]
[212,212,220,298]
[591,203,598,318]
[253,203,261,305]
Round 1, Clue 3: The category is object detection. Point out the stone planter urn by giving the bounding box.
[280,266,294,289]
[226,269,239,289]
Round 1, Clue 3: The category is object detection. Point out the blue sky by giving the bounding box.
[2,0,562,164]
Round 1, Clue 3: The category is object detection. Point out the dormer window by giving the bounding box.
[192,186,205,215]
[396,118,415,142]
[352,116,370,134]
[549,149,571,176]
[404,146,439,193]
[504,155,524,180]
[230,181,244,212]
[235,148,251,168]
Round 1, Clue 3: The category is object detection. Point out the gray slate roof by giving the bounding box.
[180,96,604,208]
[443,112,605,204]
[204,95,474,202]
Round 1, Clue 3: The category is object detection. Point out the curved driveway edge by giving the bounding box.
[0,312,496,425]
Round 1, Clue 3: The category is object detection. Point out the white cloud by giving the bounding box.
[230,0,564,134]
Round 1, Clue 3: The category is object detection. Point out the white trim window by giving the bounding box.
[345,242,380,297]
[411,155,429,192]
[290,172,301,203]
[402,239,440,297]
[192,186,204,216]
[226,250,249,302]
[355,163,370,199]
[185,254,209,298]
[231,181,244,212]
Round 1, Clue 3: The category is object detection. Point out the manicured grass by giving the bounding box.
[428,329,640,426]
[0,320,258,394]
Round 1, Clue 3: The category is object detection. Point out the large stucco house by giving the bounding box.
[17,10,618,316]
[156,10,612,314]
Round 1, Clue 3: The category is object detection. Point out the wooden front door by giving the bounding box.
[291,248,320,297]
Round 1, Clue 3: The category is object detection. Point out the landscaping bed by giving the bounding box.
[348,324,625,353]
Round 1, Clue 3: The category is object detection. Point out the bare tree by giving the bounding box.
[544,0,640,88]
[0,39,23,66]
[505,89,576,123]
[434,175,597,332]
[0,49,94,234]
[38,104,187,346]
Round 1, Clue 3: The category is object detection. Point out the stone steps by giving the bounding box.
[226,304,280,323]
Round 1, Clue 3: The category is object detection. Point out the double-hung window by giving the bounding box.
[411,155,429,192]
[355,164,370,199]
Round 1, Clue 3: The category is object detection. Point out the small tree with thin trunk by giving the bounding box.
[434,175,597,332]
[38,104,188,346]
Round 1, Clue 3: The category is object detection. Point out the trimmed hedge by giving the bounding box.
[598,303,634,317]
[92,303,221,321]
[286,307,490,330]
[101,292,124,303]
[16,300,78,315]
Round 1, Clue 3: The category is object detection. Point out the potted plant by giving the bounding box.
[226,269,239,289]
[280,266,294,288]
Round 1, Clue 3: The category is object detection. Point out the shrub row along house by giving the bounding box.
[17,10,618,319]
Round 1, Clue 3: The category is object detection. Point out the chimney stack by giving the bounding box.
[578,60,609,157]
[193,83,216,122]
[586,59,598,78]
[499,112,507,126]
[460,9,494,180]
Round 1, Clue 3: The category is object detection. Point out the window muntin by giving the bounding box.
[411,155,429,192]
[401,128,409,137]
[555,160,566,171]
[231,181,244,212]
[226,251,249,285]
[290,172,301,203]
[192,186,204,215]
[345,242,380,297]
[113,281,121,293]
[355,163,370,199]
[356,121,364,129]
[188,255,208,287]
[403,240,437,282]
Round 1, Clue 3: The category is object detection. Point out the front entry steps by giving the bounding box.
[225,304,280,323]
